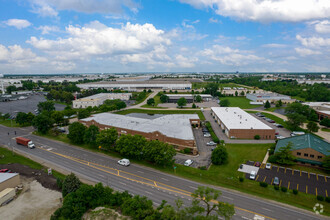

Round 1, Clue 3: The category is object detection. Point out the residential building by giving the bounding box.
[72,93,131,108]
[80,113,200,154]
[211,107,275,139]
[275,134,330,166]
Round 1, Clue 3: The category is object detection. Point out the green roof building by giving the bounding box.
[275,134,330,165]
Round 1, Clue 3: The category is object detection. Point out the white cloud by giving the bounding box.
[295,48,321,56]
[313,20,330,34]
[175,55,198,68]
[4,19,32,29]
[236,36,247,41]
[0,44,46,66]
[30,0,138,17]
[296,35,330,47]
[37,25,60,34]
[262,43,287,48]
[179,0,330,22]
[209,18,222,24]
[202,45,265,65]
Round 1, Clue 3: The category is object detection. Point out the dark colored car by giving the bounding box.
[255,162,261,167]
[0,169,11,173]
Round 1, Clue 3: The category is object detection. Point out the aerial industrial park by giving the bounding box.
[1,0,330,219]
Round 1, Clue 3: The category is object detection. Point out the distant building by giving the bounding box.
[246,92,295,104]
[211,107,275,140]
[303,102,330,120]
[297,79,330,85]
[80,113,200,154]
[275,134,330,166]
[0,173,20,192]
[166,94,213,103]
[72,93,131,108]
[77,80,192,91]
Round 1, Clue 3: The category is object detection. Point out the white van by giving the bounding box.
[250,171,256,180]
[184,159,193,166]
[290,131,305,136]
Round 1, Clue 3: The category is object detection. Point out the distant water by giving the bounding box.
[127,113,164,119]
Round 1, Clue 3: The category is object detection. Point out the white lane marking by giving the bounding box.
[223,196,234,200]
[154,202,160,206]
[253,215,265,220]
[261,207,273,212]
[189,186,198,190]
[137,170,144,174]
[97,174,105,178]
[119,182,127,186]
[161,178,169,181]
[145,191,153,195]
[47,148,53,151]
[241,216,251,220]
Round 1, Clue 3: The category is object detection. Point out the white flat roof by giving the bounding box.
[211,107,273,130]
[166,94,212,97]
[318,111,330,115]
[81,113,199,140]
[0,173,18,183]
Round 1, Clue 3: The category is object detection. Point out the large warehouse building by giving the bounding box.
[80,113,200,154]
[72,93,131,108]
[246,93,295,104]
[167,94,213,103]
[211,107,275,139]
[77,80,192,91]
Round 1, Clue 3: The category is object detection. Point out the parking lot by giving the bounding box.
[251,113,291,138]
[0,94,66,115]
[246,161,330,197]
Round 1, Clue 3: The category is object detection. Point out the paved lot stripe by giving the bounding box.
[325,176,327,182]
[300,170,301,176]
[271,178,273,185]
[256,175,259,181]
[297,184,299,190]
[316,175,318,181]
[263,176,266,182]
[306,186,308,194]
[288,182,290,189]
[316,188,317,196]
[292,169,294,175]
[308,172,310,179]
[326,190,328,197]
[279,180,282,187]
[277,167,279,172]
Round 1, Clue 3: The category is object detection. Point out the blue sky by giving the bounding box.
[0,0,329,74]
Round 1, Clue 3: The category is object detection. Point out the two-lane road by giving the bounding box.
[0,125,325,220]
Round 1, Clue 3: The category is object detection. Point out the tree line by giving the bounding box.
[68,122,176,167]
[52,173,235,220]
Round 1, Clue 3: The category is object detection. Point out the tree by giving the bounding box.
[204,83,218,96]
[278,99,283,107]
[307,121,319,133]
[235,91,238,97]
[78,109,90,119]
[220,99,230,107]
[62,173,81,197]
[270,142,296,165]
[320,118,330,127]
[192,103,196,108]
[286,113,306,130]
[68,122,86,144]
[264,100,271,109]
[16,112,28,125]
[38,101,55,112]
[190,186,235,219]
[177,97,187,108]
[160,94,169,103]
[211,145,228,165]
[143,140,176,166]
[240,91,245,96]
[121,195,155,219]
[195,95,202,103]
[51,111,64,125]
[83,125,100,147]
[323,155,330,173]
[147,98,155,106]
[96,128,118,150]
[6,85,17,94]
[116,134,147,159]
[32,114,54,134]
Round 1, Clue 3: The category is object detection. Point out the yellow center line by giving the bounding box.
[37,147,276,220]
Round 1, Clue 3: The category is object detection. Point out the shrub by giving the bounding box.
[259,182,268,187]
[239,177,244,182]
[292,189,298,195]
[325,197,330,203]
[281,187,287,192]
[56,178,63,190]
[184,148,191,154]
[192,103,197,108]
[199,166,207,170]
[317,195,324,201]
[205,121,220,143]
[254,135,260,140]
[274,185,279,190]
[211,146,228,165]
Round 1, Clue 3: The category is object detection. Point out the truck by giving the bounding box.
[16,137,35,149]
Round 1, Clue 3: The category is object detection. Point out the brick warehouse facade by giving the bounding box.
[80,115,200,155]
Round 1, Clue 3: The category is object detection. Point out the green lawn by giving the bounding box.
[265,107,284,112]
[192,82,247,90]
[0,119,20,127]
[321,128,330,132]
[141,95,168,108]
[220,97,257,109]
[115,108,206,120]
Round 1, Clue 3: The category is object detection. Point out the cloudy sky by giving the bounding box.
[0,0,329,74]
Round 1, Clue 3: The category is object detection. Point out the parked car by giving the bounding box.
[0,169,10,173]
[184,159,193,166]
[202,127,209,132]
[275,135,285,140]
[273,177,279,185]
[265,163,271,169]
[291,131,305,136]
[255,162,261,167]
[118,159,130,166]
[275,132,279,135]
[274,123,283,128]
[250,171,256,180]
[203,133,211,137]
[206,141,217,146]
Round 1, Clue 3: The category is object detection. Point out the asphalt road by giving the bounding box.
[0,125,326,220]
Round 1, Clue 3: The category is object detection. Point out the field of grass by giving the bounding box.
[321,128,330,132]
[116,108,206,120]
[0,119,20,127]
[141,95,167,108]
[192,82,247,89]
[220,97,257,109]
[266,107,284,112]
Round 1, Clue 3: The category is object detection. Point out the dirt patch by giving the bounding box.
[0,163,60,191]
[83,207,130,220]
[0,178,62,220]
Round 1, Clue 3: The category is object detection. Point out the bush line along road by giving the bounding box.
[0,125,325,220]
